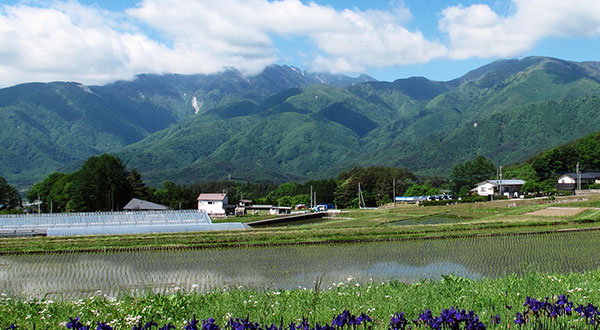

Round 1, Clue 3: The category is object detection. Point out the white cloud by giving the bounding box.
[1,0,600,87]
[0,0,446,86]
[127,0,444,75]
[439,0,600,59]
[0,2,167,86]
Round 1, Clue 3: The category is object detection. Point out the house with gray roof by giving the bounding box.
[475,179,526,198]
[557,172,600,191]
[123,198,169,211]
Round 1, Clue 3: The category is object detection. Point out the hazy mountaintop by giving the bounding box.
[2,57,600,188]
[0,65,376,187]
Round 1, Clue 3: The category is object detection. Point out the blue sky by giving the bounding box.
[0,0,599,87]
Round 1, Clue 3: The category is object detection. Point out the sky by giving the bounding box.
[1,0,600,88]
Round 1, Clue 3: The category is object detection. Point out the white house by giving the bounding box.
[197,193,228,216]
[475,179,525,198]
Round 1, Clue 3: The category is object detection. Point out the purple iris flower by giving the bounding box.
[67,317,84,330]
[389,313,408,330]
[96,322,112,330]
[159,324,176,330]
[184,316,199,330]
[202,318,220,330]
[490,314,501,325]
[514,312,525,325]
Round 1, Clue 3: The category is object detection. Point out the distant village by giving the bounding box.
[126,171,600,217]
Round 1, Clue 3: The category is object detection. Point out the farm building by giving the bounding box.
[234,199,292,215]
[123,198,169,211]
[475,179,525,198]
[557,172,600,190]
[270,206,292,215]
[0,210,249,237]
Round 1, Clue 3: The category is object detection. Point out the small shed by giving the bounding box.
[270,206,292,215]
[245,204,272,215]
[123,198,169,211]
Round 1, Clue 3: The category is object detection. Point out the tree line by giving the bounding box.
[4,132,598,213]
[17,154,429,212]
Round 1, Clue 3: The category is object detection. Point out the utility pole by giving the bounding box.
[499,166,503,198]
[310,186,313,208]
[577,162,581,191]
[393,179,396,206]
[495,168,499,198]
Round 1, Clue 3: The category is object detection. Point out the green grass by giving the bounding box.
[3,270,600,329]
[2,195,600,254]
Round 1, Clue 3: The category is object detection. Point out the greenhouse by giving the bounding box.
[0,210,248,237]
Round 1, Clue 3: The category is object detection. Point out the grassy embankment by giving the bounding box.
[2,270,600,329]
[1,195,600,254]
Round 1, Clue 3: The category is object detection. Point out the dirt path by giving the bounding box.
[527,207,587,216]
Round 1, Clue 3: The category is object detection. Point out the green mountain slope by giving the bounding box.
[118,56,600,184]
[363,57,600,174]
[0,66,373,188]
[4,56,600,188]
[0,82,148,187]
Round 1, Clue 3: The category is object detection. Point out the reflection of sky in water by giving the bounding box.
[368,261,483,281]
[2,231,600,299]
[0,253,483,298]
[291,262,482,289]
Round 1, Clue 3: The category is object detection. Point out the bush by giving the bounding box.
[421,200,455,206]
[421,195,487,206]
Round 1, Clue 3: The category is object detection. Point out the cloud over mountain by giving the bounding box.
[0,0,599,87]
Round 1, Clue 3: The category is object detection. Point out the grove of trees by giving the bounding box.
[25,136,600,213]
[27,154,429,211]
[449,156,496,197]
[27,154,136,212]
[0,176,21,212]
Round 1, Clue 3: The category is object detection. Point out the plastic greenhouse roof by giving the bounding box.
[0,210,252,237]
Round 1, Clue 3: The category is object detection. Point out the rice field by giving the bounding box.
[2,230,600,299]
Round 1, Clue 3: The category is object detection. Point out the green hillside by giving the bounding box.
[0,66,372,188]
[119,56,600,185]
[362,57,600,174]
[3,57,600,189]
[0,82,148,188]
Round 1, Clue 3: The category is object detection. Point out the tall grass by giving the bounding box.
[3,271,600,329]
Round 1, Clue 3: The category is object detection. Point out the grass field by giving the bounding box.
[1,195,600,254]
[3,270,600,329]
[2,195,600,329]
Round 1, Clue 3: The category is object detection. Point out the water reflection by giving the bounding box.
[1,231,599,299]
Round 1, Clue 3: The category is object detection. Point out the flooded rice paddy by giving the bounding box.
[1,230,599,299]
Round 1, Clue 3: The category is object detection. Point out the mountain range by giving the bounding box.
[2,57,600,188]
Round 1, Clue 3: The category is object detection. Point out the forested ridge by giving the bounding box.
[2,57,600,189]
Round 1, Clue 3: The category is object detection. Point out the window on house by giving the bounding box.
[208,201,213,205]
